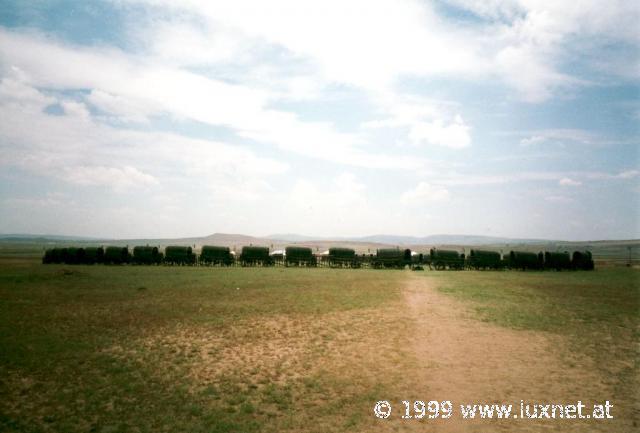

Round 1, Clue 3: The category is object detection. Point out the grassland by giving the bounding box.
[427,269,639,431]
[0,259,418,433]
[1,250,638,432]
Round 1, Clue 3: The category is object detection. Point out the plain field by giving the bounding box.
[0,250,638,432]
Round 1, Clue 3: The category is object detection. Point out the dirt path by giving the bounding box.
[401,275,620,433]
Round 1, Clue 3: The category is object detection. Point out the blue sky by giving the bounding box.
[0,0,638,240]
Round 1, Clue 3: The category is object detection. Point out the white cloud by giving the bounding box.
[400,182,450,205]
[455,0,639,99]
[110,0,482,158]
[438,170,640,186]
[0,68,55,109]
[63,165,158,190]
[558,177,581,187]
[583,170,640,180]
[545,195,574,203]
[0,1,637,239]
[0,27,431,170]
[519,135,546,146]
[363,95,472,149]
[129,0,486,88]
[495,44,578,103]
[617,170,640,179]
[518,129,620,147]
[408,115,471,149]
[0,73,288,196]
[3,194,66,209]
[444,0,523,21]
[118,0,639,104]
[60,100,91,121]
[86,89,154,123]
[139,19,242,67]
[515,0,640,44]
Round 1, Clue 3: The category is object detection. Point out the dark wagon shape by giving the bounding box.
[199,245,234,266]
[43,246,103,264]
[60,247,86,265]
[328,247,358,268]
[430,249,465,270]
[372,248,410,269]
[467,249,503,270]
[83,247,105,264]
[132,246,163,265]
[163,246,196,265]
[544,251,572,270]
[508,251,543,270]
[57,247,70,264]
[285,246,317,267]
[239,246,273,266]
[42,248,62,264]
[42,248,55,264]
[104,246,131,265]
[572,251,594,270]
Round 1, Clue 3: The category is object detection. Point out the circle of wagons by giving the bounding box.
[42,245,595,271]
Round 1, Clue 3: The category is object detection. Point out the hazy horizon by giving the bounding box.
[1,231,638,244]
[1,1,638,241]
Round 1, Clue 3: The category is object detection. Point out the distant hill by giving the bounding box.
[266,233,550,245]
[353,234,547,245]
[199,233,277,245]
[266,233,320,242]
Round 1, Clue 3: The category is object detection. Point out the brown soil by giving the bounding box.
[400,275,632,432]
[104,275,635,432]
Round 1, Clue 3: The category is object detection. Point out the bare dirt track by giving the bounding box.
[399,275,632,433]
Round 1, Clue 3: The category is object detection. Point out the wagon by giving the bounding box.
[327,247,358,268]
[544,251,572,271]
[285,246,317,267]
[467,249,503,270]
[199,245,234,266]
[163,246,196,265]
[42,248,59,264]
[572,251,594,270]
[104,246,131,265]
[430,249,465,270]
[372,248,410,269]
[239,246,273,266]
[508,251,543,270]
[84,247,105,264]
[132,246,163,265]
[60,247,86,265]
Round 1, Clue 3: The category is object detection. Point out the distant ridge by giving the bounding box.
[266,233,552,245]
[2,232,638,248]
[266,233,319,242]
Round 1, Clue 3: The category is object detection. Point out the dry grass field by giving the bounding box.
[0,250,638,432]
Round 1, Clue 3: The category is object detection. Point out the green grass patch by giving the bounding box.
[0,258,410,432]
[429,269,639,333]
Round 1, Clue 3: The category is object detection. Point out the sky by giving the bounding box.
[0,0,638,241]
